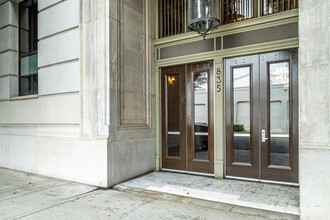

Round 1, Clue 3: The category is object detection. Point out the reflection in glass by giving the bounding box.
[269,62,290,166]
[20,74,38,96]
[233,67,251,163]
[263,0,298,15]
[223,0,254,24]
[167,74,180,157]
[20,54,38,76]
[194,72,208,160]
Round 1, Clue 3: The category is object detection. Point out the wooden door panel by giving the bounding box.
[187,61,214,174]
[225,55,260,179]
[259,49,298,183]
[161,65,186,171]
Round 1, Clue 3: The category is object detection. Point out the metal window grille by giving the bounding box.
[262,0,298,15]
[223,0,256,24]
[158,0,299,37]
[159,0,186,38]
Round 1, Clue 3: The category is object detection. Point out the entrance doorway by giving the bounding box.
[161,61,214,174]
[225,50,298,183]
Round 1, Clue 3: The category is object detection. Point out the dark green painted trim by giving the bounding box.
[216,37,222,50]
[223,23,298,49]
[160,38,214,60]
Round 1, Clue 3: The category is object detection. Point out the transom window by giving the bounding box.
[158,0,298,38]
[19,0,38,96]
[262,0,298,15]
[222,0,257,24]
[159,0,186,38]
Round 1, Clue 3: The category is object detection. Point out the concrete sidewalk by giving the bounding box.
[0,168,298,219]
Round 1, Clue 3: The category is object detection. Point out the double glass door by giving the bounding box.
[225,50,298,183]
[161,61,214,174]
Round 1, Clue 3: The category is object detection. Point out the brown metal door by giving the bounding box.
[225,55,260,179]
[259,50,298,183]
[161,62,214,174]
[161,65,187,171]
[225,50,298,183]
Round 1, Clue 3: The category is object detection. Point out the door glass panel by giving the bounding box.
[194,72,208,160]
[269,62,290,166]
[167,74,180,157]
[233,67,251,163]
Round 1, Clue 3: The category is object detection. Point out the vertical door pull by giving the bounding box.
[262,130,269,142]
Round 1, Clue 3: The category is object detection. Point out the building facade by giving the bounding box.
[0,0,329,219]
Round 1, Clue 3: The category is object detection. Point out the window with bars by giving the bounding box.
[159,0,186,38]
[262,0,298,15]
[222,0,256,24]
[19,0,38,96]
[158,0,298,38]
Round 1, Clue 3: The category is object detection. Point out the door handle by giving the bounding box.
[262,130,269,142]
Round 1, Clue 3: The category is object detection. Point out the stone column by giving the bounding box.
[107,0,156,185]
[299,0,330,218]
[0,1,18,100]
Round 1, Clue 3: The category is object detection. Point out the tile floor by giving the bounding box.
[118,171,300,215]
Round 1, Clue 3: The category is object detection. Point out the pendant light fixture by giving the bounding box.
[187,0,221,40]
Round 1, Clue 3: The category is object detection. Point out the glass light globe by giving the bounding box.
[187,0,220,39]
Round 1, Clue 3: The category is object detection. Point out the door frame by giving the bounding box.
[224,49,299,184]
[161,61,215,174]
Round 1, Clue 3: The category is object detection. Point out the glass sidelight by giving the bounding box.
[226,50,298,183]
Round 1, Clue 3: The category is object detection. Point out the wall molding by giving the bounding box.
[80,0,110,140]
[118,0,151,130]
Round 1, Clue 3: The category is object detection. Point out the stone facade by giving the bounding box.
[0,0,156,187]
[299,0,330,218]
[0,0,329,218]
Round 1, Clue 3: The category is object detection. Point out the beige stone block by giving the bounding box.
[0,51,18,76]
[299,0,329,67]
[300,65,330,144]
[0,75,17,100]
[38,60,80,95]
[300,147,330,219]
[38,0,79,39]
[123,3,143,33]
[0,135,108,187]
[0,26,18,52]
[123,27,144,53]
[0,92,80,124]
[0,1,18,29]
[38,0,63,11]
[121,91,145,122]
[0,76,10,100]
[123,48,144,73]
[38,28,79,67]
